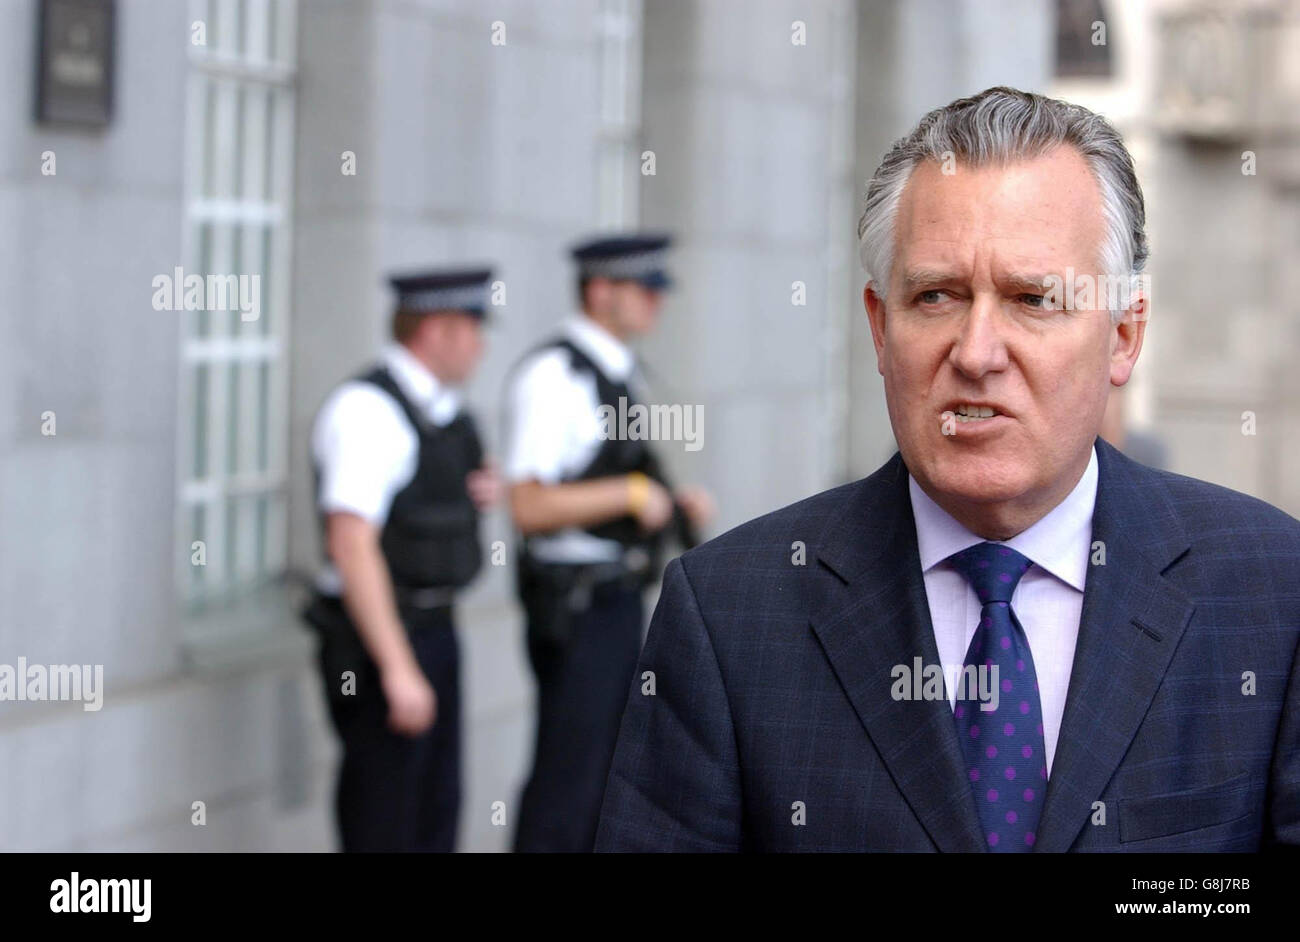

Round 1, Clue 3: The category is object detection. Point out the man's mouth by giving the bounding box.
[948,403,1006,423]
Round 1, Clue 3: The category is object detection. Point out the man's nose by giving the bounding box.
[948,293,1009,378]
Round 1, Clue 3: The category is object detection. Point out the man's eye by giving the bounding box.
[1020,293,1046,308]
[918,290,946,304]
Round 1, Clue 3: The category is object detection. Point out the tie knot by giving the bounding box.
[946,541,1033,605]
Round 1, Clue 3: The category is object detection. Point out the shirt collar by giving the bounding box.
[908,443,1098,592]
[564,313,634,381]
[381,343,461,425]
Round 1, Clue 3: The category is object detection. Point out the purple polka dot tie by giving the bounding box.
[947,542,1046,852]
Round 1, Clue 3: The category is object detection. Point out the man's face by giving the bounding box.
[865,145,1146,537]
[592,278,664,336]
[425,311,484,384]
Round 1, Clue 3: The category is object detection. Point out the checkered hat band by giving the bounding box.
[578,249,666,280]
[400,283,488,311]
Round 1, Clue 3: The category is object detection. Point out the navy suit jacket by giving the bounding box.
[595,438,1300,851]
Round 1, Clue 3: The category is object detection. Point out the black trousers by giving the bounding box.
[310,595,462,853]
[513,581,644,853]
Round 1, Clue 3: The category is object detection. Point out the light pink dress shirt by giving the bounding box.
[908,445,1098,776]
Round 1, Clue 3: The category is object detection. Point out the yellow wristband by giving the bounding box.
[626,472,650,515]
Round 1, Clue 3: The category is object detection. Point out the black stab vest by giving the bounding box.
[538,338,667,549]
[318,365,484,590]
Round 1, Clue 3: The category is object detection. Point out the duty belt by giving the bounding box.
[392,585,458,610]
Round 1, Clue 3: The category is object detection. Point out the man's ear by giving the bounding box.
[1109,290,1148,387]
[864,282,888,376]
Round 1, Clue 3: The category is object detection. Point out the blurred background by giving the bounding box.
[2,0,1298,851]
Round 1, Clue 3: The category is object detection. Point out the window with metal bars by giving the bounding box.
[177,0,296,611]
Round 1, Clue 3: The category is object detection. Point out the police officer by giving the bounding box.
[503,234,713,852]
[303,267,501,853]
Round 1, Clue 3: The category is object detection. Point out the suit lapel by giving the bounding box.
[809,439,1196,853]
[810,453,986,852]
[1034,438,1195,852]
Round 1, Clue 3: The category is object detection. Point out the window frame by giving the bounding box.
[176,0,298,614]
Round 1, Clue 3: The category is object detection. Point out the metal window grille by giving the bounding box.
[177,0,297,609]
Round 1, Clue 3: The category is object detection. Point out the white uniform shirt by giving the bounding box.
[502,315,640,563]
[313,343,463,593]
[909,444,1098,777]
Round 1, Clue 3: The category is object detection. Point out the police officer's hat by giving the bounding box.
[570,233,673,291]
[388,266,494,319]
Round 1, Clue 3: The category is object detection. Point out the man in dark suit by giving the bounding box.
[595,87,1300,852]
